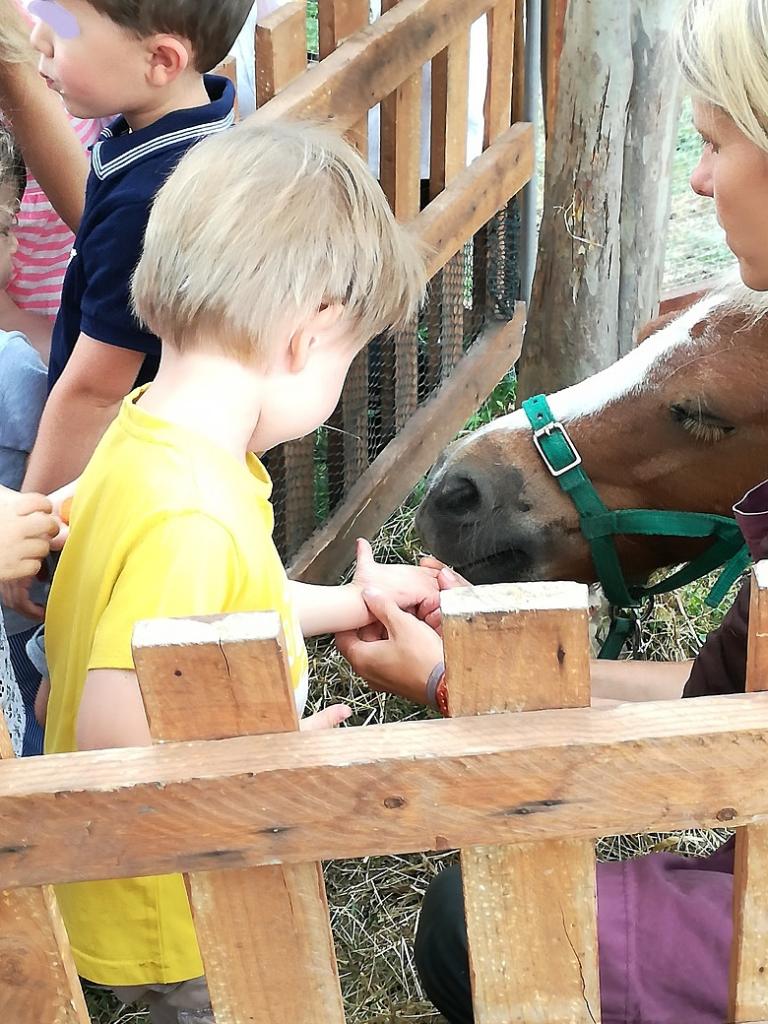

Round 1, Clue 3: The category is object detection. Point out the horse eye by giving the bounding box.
[669,403,735,444]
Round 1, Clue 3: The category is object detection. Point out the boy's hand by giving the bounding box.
[336,588,444,705]
[352,538,440,613]
[300,704,352,730]
[0,485,58,592]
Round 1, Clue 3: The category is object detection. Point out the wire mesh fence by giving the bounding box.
[266,198,522,564]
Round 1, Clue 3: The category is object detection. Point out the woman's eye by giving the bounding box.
[670,404,734,444]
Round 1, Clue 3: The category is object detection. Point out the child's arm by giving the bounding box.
[289,539,441,636]
[0,14,87,232]
[22,334,145,494]
[77,667,350,750]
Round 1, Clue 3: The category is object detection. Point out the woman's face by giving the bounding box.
[691,100,768,291]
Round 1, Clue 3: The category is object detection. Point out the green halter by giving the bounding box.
[521,395,751,659]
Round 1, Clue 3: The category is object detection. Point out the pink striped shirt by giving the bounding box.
[7,115,109,319]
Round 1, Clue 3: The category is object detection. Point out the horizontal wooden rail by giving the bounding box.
[416,121,534,279]
[289,308,525,582]
[249,0,496,131]
[2,683,768,888]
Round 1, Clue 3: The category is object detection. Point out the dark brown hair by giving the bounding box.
[87,0,254,71]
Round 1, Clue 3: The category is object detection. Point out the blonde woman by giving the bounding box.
[338,1,768,1020]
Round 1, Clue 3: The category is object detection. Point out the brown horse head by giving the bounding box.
[417,279,768,585]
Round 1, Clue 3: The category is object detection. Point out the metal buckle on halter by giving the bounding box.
[532,420,583,477]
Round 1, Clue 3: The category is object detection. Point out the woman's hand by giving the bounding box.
[335,588,444,705]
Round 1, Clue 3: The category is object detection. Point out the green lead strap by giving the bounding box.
[521,395,751,659]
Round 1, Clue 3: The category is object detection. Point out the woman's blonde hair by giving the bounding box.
[0,0,35,64]
[677,0,768,152]
[132,120,426,362]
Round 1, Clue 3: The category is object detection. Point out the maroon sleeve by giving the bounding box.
[682,578,748,698]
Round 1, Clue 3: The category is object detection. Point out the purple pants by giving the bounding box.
[415,839,735,1023]
[599,838,734,1023]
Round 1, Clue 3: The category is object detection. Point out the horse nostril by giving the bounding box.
[433,474,483,518]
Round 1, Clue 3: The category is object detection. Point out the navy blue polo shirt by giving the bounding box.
[48,75,236,393]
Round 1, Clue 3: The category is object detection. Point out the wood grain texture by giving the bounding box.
[318,0,368,154]
[443,582,600,1023]
[288,309,525,582]
[418,122,534,279]
[0,718,89,1024]
[251,0,496,132]
[318,0,369,58]
[6,683,768,889]
[256,1,308,106]
[483,0,516,145]
[730,561,768,1024]
[134,615,344,1024]
[317,0,370,474]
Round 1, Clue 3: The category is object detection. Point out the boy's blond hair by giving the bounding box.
[132,121,426,363]
[85,0,254,72]
[677,0,768,153]
[0,0,35,64]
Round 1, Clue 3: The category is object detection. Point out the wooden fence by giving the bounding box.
[3,564,768,1021]
[227,0,534,578]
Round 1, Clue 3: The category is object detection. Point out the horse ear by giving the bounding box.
[636,286,710,346]
[635,310,682,346]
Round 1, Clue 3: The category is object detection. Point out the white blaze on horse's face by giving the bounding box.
[437,293,725,466]
[417,276,768,585]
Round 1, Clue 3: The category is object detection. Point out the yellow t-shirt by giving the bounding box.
[44,389,308,986]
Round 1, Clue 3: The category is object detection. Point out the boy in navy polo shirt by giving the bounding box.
[21,0,253,491]
[0,0,253,622]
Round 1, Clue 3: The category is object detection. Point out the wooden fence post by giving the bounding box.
[0,719,90,1024]
[730,560,768,1022]
[442,581,601,1023]
[133,613,345,1024]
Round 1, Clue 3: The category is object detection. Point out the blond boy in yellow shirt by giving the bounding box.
[43,120,432,1023]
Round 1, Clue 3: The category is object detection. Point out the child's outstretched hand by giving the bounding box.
[300,704,352,731]
[0,485,59,584]
[352,538,440,613]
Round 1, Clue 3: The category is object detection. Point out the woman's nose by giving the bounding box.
[690,152,714,199]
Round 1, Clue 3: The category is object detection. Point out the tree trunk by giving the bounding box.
[517,0,681,400]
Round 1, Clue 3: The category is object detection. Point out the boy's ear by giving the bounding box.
[287,304,346,373]
[146,35,191,85]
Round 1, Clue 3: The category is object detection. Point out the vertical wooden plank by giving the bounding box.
[133,615,345,1024]
[318,0,369,155]
[0,720,90,1024]
[318,0,370,494]
[442,582,601,1024]
[730,560,768,1023]
[484,0,516,146]
[255,1,308,107]
[430,31,470,379]
[282,435,317,558]
[379,0,422,433]
[254,0,314,554]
